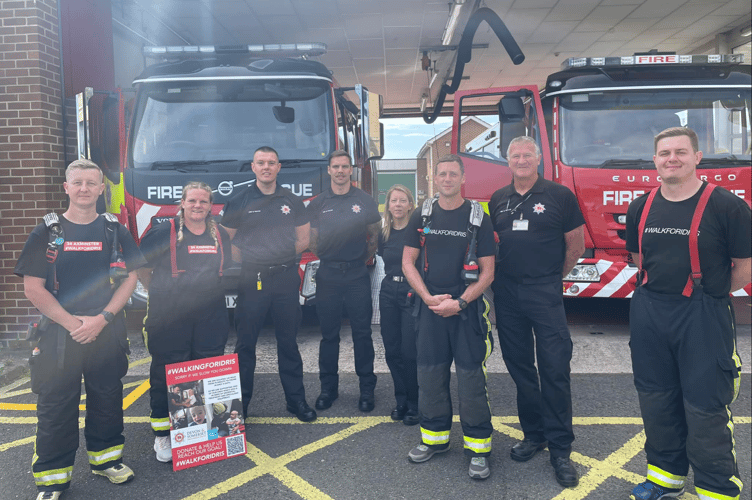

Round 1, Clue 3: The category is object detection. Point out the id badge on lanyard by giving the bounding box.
[512,213,529,231]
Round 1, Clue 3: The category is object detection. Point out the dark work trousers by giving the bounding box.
[493,277,574,459]
[145,294,229,436]
[315,263,377,395]
[630,286,742,498]
[29,317,129,492]
[234,265,306,413]
[378,277,418,410]
[416,285,494,457]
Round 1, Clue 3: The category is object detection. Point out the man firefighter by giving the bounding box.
[15,159,145,500]
[403,154,496,479]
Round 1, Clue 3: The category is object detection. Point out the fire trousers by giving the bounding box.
[145,293,229,436]
[630,286,743,499]
[29,317,129,492]
[416,285,493,457]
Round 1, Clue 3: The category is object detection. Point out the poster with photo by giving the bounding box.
[165,354,247,471]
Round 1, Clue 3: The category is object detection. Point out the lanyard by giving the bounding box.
[498,192,532,217]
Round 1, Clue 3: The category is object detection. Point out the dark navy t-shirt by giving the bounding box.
[308,186,381,262]
[378,226,408,277]
[405,199,495,289]
[14,215,144,313]
[139,217,232,299]
[626,182,751,298]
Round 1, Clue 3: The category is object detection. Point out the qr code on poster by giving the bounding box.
[225,434,246,457]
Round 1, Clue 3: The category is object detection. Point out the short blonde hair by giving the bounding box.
[65,158,103,181]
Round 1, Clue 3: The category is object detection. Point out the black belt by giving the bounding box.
[245,261,296,278]
[499,273,561,285]
[386,275,405,282]
[321,260,365,271]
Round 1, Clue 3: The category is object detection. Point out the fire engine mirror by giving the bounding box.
[498,96,525,123]
[273,103,295,124]
[357,84,384,161]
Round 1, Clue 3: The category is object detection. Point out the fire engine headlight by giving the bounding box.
[617,214,627,224]
[301,260,319,299]
[564,264,600,282]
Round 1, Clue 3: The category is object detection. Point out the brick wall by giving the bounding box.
[0,0,66,348]
[418,118,491,198]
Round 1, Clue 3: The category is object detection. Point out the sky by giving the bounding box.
[381,116,453,159]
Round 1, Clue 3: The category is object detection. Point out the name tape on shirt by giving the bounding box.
[188,245,218,254]
[64,241,103,252]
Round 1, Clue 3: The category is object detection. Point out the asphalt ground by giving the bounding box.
[1,321,750,500]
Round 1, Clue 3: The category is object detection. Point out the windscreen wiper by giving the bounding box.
[698,156,751,167]
[278,159,324,167]
[150,159,238,171]
[596,159,655,169]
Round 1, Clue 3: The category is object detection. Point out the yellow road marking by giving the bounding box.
[0,377,30,397]
[246,444,334,500]
[122,379,150,410]
[184,420,380,500]
[0,435,35,452]
[128,356,152,368]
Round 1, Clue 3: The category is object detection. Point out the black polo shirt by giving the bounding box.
[489,176,584,281]
[307,186,381,262]
[221,182,308,267]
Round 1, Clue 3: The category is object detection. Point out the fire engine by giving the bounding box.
[76,44,384,307]
[454,53,751,299]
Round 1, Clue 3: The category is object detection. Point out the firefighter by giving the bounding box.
[403,154,495,480]
[377,184,419,426]
[308,150,381,412]
[625,127,751,500]
[489,136,584,488]
[14,159,144,500]
[221,146,316,422]
[137,181,232,462]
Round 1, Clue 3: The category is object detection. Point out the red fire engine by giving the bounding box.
[454,53,751,299]
[76,44,383,307]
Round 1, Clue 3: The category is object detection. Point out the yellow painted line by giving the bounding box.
[0,435,35,452]
[128,356,152,368]
[0,416,150,425]
[122,379,150,410]
[0,377,30,396]
[552,430,647,500]
[270,467,334,500]
[0,402,86,411]
[1,387,33,399]
[124,416,150,423]
[185,420,381,499]
[0,417,37,424]
[246,444,334,500]
[0,379,149,406]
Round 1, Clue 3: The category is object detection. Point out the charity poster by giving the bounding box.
[165,354,247,471]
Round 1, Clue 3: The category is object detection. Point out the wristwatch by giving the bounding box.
[456,298,468,310]
[100,311,115,323]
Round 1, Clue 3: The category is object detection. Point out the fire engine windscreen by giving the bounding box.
[559,89,751,168]
[130,80,333,169]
